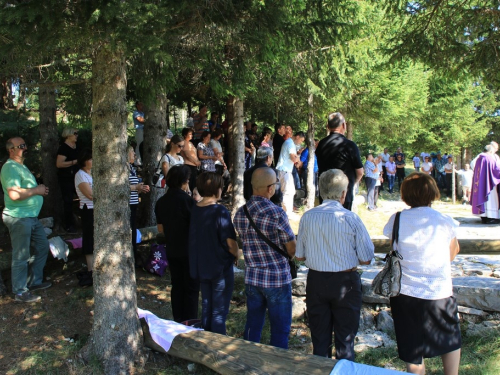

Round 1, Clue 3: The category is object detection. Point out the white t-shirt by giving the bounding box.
[412,156,420,167]
[75,169,93,209]
[276,138,296,173]
[160,153,184,169]
[209,139,223,166]
[383,207,459,300]
[457,169,473,187]
[422,161,433,174]
[444,162,454,172]
[380,152,391,166]
[385,161,396,174]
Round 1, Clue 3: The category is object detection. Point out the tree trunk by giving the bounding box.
[231,97,245,216]
[139,93,169,228]
[90,43,144,375]
[226,96,235,172]
[346,121,353,140]
[38,86,63,229]
[306,93,315,210]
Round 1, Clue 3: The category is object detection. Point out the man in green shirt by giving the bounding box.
[1,137,52,303]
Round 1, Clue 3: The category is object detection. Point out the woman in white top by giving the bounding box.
[161,134,185,178]
[421,156,433,175]
[74,149,94,286]
[383,172,461,375]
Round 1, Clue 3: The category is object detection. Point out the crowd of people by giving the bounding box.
[1,108,476,375]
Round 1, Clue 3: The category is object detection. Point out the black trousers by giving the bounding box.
[445,173,453,197]
[80,205,94,255]
[167,256,200,323]
[59,175,76,229]
[306,269,362,360]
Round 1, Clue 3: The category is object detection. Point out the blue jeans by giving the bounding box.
[365,177,377,209]
[387,174,395,192]
[200,263,234,335]
[2,215,49,294]
[244,283,292,349]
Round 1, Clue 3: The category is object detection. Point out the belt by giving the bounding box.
[339,267,358,273]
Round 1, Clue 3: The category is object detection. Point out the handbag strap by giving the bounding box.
[391,211,401,249]
[243,205,291,260]
[155,153,168,173]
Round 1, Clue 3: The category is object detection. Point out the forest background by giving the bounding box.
[0,0,499,374]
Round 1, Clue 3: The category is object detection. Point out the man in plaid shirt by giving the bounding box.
[234,167,296,349]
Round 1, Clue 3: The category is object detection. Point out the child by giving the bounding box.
[412,152,421,172]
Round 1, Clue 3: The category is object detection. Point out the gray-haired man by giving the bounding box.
[296,169,374,360]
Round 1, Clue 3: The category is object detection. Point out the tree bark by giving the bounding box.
[38,86,63,229]
[306,93,315,210]
[90,43,144,375]
[226,96,235,172]
[346,121,353,140]
[139,93,169,227]
[230,97,245,216]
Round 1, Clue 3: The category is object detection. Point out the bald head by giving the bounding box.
[251,167,278,198]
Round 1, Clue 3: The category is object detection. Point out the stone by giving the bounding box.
[453,277,500,312]
[492,269,500,278]
[464,256,500,269]
[39,217,54,228]
[292,278,307,296]
[461,262,492,277]
[292,297,307,320]
[358,308,375,332]
[354,330,396,352]
[451,266,464,277]
[375,310,394,333]
[466,321,500,337]
[457,306,488,316]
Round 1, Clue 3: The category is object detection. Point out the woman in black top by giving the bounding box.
[154,165,200,323]
[56,127,79,233]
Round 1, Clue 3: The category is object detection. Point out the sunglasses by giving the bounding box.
[12,143,27,150]
[267,180,280,188]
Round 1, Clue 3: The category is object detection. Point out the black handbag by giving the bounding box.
[372,211,403,297]
[243,205,298,279]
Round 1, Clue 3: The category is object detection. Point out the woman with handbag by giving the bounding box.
[188,172,240,334]
[383,172,461,375]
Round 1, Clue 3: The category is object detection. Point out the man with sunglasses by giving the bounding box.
[1,137,51,303]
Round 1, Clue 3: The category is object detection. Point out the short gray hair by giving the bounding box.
[319,169,349,201]
[61,127,77,139]
[256,146,273,162]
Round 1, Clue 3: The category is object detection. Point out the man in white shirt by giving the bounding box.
[276,131,305,216]
[444,155,455,198]
[296,169,374,360]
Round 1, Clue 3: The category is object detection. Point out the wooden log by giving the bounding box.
[140,318,337,375]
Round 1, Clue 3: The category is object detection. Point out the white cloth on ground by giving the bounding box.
[137,308,202,352]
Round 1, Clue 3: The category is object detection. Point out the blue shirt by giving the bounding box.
[234,196,295,288]
[133,110,144,129]
[300,148,318,172]
[364,160,378,179]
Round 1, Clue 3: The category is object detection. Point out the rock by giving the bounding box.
[457,306,488,316]
[360,269,390,304]
[358,308,375,332]
[375,310,394,333]
[451,266,464,277]
[292,278,307,296]
[39,217,54,228]
[291,297,307,320]
[464,256,500,269]
[453,277,500,312]
[466,321,500,337]
[354,330,396,352]
[461,262,492,277]
[492,269,500,278]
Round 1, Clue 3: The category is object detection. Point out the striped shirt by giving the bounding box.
[234,195,296,288]
[364,160,378,179]
[296,200,374,271]
[129,164,139,205]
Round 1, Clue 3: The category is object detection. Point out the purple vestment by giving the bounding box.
[471,153,500,215]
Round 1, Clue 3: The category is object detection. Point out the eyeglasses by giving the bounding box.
[11,143,27,150]
[267,180,279,188]
[73,132,79,136]
[177,143,185,148]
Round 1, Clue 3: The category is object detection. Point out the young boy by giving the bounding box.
[412,152,421,172]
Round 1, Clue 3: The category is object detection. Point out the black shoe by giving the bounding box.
[28,282,52,291]
[15,291,41,303]
[77,271,93,287]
